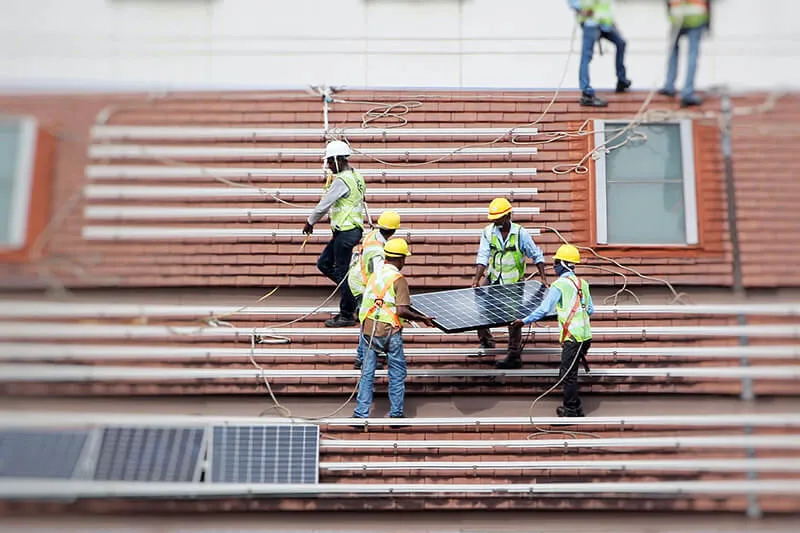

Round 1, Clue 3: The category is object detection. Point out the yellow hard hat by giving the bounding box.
[376,210,401,230]
[487,197,512,220]
[384,238,411,257]
[553,244,581,264]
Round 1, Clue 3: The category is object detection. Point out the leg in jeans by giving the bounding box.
[507,322,523,361]
[353,333,383,418]
[560,339,591,414]
[682,26,703,99]
[316,237,338,283]
[663,29,684,93]
[333,227,362,317]
[355,329,366,366]
[579,24,599,96]
[385,332,407,418]
[601,26,629,84]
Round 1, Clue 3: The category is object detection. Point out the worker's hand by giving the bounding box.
[511,319,525,328]
[540,276,549,288]
[470,277,482,288]
[422,316,436,328]
[302,222,314,235]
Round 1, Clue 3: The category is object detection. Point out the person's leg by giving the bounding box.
[495,322,523,369]
[601,26,630,88]
[661,29,683,95]
[386,333,407,418]
[579,24,599,97]
[333,228,362,317]
[681,27,703,104]
[354,329,366,369]
[353,333,380,418]
[316,237,337,282]
[476,327,495,350]
[558,340,585,416]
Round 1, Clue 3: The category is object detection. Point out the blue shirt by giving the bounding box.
[521,271,594,325]
[568,0,614,31]
[476,225,544,267]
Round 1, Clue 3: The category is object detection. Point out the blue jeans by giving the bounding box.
[664,26,703,99]
[317,227,362,316]
[579,24,628,96]
[353,332,407,418]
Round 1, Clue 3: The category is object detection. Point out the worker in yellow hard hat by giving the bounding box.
[304,140,366,328]
[471,197,548,369]
[347,210,402,370]
[512,244,594,417]
[353,238,435,421]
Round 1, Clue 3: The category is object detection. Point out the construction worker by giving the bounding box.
[471,198,548,369]
[512,244,594,417]
[348,210,401,370]
[353,238,435,420]
[303,140,366,328]
[568,0,632,107]
[659,0,710,108]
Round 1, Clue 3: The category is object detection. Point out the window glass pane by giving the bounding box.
[0,121,22,245]
[606,182,686,244]
[605,123,683,181]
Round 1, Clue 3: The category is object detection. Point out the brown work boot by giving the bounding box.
[495,354,522,369]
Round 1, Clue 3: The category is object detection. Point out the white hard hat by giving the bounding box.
[324,140,352,160]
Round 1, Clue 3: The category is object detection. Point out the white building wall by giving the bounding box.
[0,0,796,91]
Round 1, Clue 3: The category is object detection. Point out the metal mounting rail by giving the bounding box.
[90,126,540,141]
[1,343,796,362]
[1,302,798,319]
[83,185,540,200]
[88,145,539,161]
[86,165,539,180]
[0,364,797,382]
[0,479,798,500]
[1,411,798,429]
[1,322,796,340]
[319,458,800,472]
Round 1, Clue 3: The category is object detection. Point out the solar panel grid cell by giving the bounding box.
[0,429,87,479]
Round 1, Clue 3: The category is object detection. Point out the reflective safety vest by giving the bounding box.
[669,0,709,29]
[328,169,366,231]
[485,223,526,285]
[359,263,404,329]
[552,274,592,343]
[347,229,385,297]
[577,0,614,27]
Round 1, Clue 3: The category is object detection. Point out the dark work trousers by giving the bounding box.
[317,227,362,317]
[477,323,523,358]
[560,339,591,414]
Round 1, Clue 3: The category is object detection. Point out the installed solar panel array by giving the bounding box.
[0,429,88,479]
[210,424,319,484]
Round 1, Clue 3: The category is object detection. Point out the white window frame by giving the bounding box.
[593,119,699,246]
[1,116,38,250]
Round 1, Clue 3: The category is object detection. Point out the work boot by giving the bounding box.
[615,79,632,93]
[556,405,585,418]
[325,314,356,328]
[579,94,608,107]
[389,414,410,429]
[495,354,522,369]
[658,88,676,97]
[680,94,703,108]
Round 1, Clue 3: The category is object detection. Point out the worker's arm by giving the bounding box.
[394,277,435,326]
[471,230,491,287]
[303,179,349,234]
[584,284,595,316]
[397,305,435,327]
[568,0,593,17]
[518,228,549,286]
[512,285,562,327]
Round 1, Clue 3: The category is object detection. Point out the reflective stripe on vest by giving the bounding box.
[329,170,366,231]
[359,263,403,329]
[552,275,592,343]
[485,223,525,285]
[669,0,708,28]
[347,229,384,296]
[578,0,614,26]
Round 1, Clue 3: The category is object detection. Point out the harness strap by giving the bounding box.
[560,276,591,372]
[364,272,403,329]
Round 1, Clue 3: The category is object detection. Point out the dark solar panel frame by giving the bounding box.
[92,426,206,482]
[410,280,549,333]
[0,428,88,479]
[209,424,319,484]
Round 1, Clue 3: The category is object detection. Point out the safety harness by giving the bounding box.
[559,275,591,373]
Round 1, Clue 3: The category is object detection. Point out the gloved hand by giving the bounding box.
[302,222,314,235]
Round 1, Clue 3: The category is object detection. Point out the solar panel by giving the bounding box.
[0,429,88,479]
[93,426,205,482]
[210,424,319,484]
[410,280,548,333]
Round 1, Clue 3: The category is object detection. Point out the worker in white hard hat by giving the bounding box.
[471,198,548,369]
[303,140,367,327]
[347,210,402,370]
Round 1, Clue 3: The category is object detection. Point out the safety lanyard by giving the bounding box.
[559,276,585,343]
